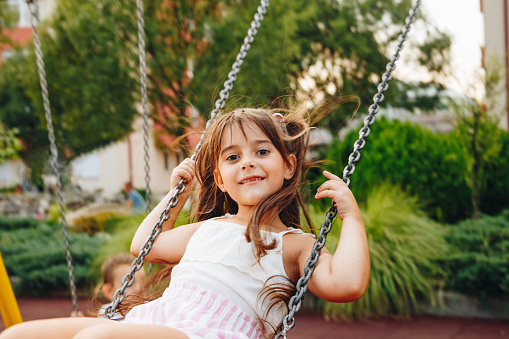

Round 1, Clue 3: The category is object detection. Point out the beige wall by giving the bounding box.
[128,117,174,197]
[483,0,509,129]
[72,117,175,198]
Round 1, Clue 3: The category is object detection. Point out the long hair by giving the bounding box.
[118,108,317,326]
[194,108,314,258]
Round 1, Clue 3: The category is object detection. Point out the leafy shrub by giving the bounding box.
[313,118,473,223]
[481,132,509,215]
[0,216,46,231]
[72,211,122,235]
[313,184,449,320]
[89,214,145,283]
[441,210,509,299]
[0,218,106,296]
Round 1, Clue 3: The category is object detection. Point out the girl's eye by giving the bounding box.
[256,149,269,156]
[226,154,239,161]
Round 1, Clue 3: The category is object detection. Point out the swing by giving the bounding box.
[108,1,422,338]
[22,0,421,336]
[16,0,155,318]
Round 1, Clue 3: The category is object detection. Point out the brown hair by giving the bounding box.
[101,252,134,285]
[119,108,316,332]
[194,108,315,337]
[90,252,137,317]
[194,108,314,257]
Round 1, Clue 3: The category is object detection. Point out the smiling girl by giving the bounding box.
[1,108,369,339]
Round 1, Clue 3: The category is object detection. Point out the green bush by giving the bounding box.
[441,210,509,299]
[0,218,106,296]
[0,216,46,231]
[313,184,449,320]
[481,132,509,215]
[314,118,474,223]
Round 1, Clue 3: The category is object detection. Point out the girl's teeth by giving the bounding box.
[243,178,262,184]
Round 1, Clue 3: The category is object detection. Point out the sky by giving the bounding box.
[396,0,485,95]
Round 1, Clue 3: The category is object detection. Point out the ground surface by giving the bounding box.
[1,297,508,338]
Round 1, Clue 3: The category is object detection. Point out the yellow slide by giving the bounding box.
[0,252,22,328]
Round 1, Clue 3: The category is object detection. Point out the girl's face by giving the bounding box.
[214,121,296,210]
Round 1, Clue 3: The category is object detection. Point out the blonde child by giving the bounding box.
[1,108,369,339]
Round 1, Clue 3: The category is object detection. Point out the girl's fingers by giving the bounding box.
[315,189,337,200]
[323,170,341,181]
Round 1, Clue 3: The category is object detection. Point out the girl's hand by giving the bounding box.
[315,170,361,221]
[170,158,197,194]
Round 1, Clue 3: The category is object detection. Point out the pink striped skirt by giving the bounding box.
[124,282,265,339]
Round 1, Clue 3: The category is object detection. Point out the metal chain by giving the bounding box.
[342,0,421,187]
[105,0,271,318]
[275,1,421,337]
[137,0,152,215]
[26,0,79,314]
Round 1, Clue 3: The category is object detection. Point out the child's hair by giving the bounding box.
[119,108,318,333]
[194,108,314,258]
[90,252,137,317]
[101,252,134,286]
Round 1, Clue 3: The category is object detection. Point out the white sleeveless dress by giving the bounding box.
[124,218,307,338]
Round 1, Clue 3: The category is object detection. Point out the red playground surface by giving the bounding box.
[1,297,508,338]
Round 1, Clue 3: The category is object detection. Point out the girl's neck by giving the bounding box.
[229,206,287,231]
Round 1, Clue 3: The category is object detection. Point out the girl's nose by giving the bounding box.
[241,158,255,170]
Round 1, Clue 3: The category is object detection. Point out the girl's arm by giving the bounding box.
[131,158,200,264]
[299,170,370,303]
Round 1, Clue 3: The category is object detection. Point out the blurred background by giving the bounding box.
[0,0,508,335]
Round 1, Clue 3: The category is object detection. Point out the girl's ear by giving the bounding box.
[213,169,226,192]
[102,283,114,302]
[284,154,297,180]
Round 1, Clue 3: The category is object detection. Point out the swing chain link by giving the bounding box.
[276,1,420,337]
[192,0,270,160]
[137,0,154,275]
[342,0,420,187]
[105,181,187,318]
[137,0,152,215]
[106,0,271,319]
[26,0,79,315]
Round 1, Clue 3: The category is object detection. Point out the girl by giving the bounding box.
[0,108,369,339]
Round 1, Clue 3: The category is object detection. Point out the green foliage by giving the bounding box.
[192,0,451,126]
[0,0,139,181]
[0,219,106,295]
[482,131,509,215]
[0,216,46,231]
[314,118,472,222]
[442,210,509,299]
[451,98,503,218]
[0,122,22,163]
[0,2,19,30]
[71,211,128,235]
[315,184,448,319]
[89,214,145,284]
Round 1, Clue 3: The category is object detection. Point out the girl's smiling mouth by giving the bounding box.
[239,176,264,184]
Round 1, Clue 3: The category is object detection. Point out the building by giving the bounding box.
[482,0,509,130]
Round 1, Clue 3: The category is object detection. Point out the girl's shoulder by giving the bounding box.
[281,230,317,282]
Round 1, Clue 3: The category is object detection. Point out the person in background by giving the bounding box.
[123,182,145,214]
[95,252,146,320]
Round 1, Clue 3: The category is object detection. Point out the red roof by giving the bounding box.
[1,27,33,51]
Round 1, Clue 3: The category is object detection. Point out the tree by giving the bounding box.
[0,0,451,181]
[0,0,140,182]
[190,0,452,131]
[450,61,504,219]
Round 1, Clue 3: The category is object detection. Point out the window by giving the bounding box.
[72,152,100,178]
